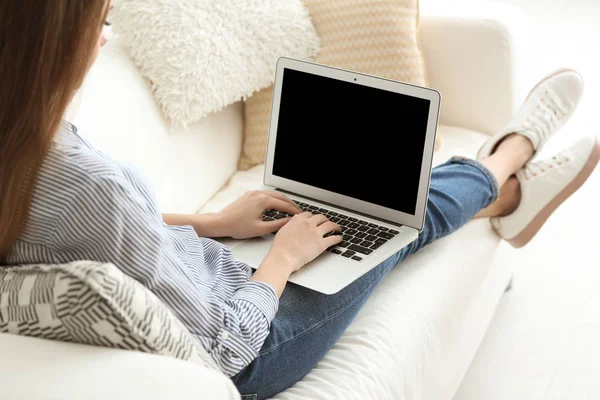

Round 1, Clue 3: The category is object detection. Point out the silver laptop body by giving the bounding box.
[226,57,441,294]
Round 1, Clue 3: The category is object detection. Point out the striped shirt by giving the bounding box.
[7,122,279,376]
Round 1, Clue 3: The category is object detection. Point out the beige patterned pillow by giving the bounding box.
[240,0,429,170]
[0,261,218,371]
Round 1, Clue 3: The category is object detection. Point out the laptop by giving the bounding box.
[227,57,441,294]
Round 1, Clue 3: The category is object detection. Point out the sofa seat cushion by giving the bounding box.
[200,125,495,213]
[201,125,512,399]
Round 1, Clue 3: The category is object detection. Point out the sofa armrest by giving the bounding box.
[0,334,240,400]
[419,0,530,135]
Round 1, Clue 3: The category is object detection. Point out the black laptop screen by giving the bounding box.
[272,68,431,215]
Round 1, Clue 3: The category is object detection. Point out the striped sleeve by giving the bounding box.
[210,280,279,371]
[49,171,278,376]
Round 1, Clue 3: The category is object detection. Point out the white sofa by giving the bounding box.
[0,1,529,399]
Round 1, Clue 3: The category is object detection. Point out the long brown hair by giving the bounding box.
[0,0,110,259]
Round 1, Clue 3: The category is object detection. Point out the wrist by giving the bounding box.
[252,250,296,298]
[263,248,300,275]
[191,213,228,238]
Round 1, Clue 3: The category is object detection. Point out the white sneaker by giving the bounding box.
[491,135,600,248]
[478,69,584,160]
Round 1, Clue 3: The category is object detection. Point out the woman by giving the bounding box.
[1,1,598,398]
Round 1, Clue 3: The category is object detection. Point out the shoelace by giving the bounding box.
[522,151,571,180]
[523,90,568,137]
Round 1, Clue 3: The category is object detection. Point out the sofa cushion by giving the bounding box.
[0,261,218,371]
[240,0,429,170]
[0,333,241,400]
[201,125,511,399]
[68,40,244,215]
[111,0,320,125]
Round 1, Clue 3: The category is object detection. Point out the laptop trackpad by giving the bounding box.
[229,236,274,269]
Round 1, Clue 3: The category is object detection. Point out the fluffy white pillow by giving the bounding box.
[111,0,320,125]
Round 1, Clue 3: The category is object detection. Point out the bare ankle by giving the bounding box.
[495,134,535,164]
[497,176,521,216]
[475,176,521,218]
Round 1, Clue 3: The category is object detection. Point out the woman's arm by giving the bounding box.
[252,213,343,297]
[65,175,281,376]
[251,251,295,298]
[163,191,302,240]
[162,213,227,238]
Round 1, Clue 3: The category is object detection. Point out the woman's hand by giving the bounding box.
[218,190,302,239]
[251,212,342,296]
[267,212,343,273]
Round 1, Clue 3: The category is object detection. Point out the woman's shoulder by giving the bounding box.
[17,137,133,248]
[46,137,125,188]
[43,123,159,213]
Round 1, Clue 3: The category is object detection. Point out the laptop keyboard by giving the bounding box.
[261,200,401,262]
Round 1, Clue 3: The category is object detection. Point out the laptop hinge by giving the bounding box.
[275,188,406,229]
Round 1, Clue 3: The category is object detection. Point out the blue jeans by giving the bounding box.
[233,157,500,400]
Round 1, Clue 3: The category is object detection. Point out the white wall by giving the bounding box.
[482,0,600,155]
[454,2,600,399]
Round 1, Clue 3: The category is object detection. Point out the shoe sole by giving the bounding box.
[506,136,600,248]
